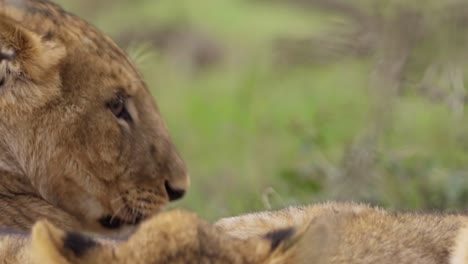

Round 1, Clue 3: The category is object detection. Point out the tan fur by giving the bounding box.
[216,202,468,264]
[214,202,373,239]
[26,202,468,264]
[29,210,297,264]
[451,223,468,264]
[0,0,188,234]
[0,231,31,263]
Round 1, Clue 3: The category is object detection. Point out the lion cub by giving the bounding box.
[0,0,188,234]
[30,202,468,264]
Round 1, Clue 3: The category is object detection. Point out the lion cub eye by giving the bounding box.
[106,93,132,123]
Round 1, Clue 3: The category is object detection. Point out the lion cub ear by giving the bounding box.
[0,15,65,102]
[264,213,345,264]
[30,220,100,264]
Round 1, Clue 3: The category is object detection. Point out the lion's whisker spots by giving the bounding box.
[110,189,168,225]
[136,197,152,204]
[137,205,150,211]
[122,196,130,206]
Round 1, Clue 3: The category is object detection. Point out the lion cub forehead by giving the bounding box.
[83,58,143,96]
[108,73,143,97]
[115,69,143,96]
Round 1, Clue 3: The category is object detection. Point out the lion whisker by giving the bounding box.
[123,206,132,224]
[111,194,125,205]
[110,203,127,223]
[134,201,144,224]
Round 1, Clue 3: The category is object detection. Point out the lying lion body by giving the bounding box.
[216,202,468,264]
[26,202,468,264]
[0,0,188,234]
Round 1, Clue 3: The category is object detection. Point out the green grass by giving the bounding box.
[57,0,468,220]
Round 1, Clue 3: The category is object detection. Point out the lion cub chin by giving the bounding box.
[30,202,468,264]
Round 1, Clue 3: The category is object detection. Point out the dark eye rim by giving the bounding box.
[106,93,133,123]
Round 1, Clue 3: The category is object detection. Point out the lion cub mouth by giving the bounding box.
[99,214,143,229]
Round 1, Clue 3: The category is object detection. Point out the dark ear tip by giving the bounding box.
[263,227,295,250]
[63,232,98,257]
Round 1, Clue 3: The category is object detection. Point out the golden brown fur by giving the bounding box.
[30,210,300,264]
[0,230,30,263]
[0,0,188,234]
[216,202,468,264]
[27,202,468,264]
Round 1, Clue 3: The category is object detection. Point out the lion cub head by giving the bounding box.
[30,210,300,264]
[0,0,188,232]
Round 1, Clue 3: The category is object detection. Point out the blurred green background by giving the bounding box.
[58,0,468,220]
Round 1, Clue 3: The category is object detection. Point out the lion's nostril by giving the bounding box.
[165,181,186,201]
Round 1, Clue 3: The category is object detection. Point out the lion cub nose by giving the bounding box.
[164,180,187,201]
